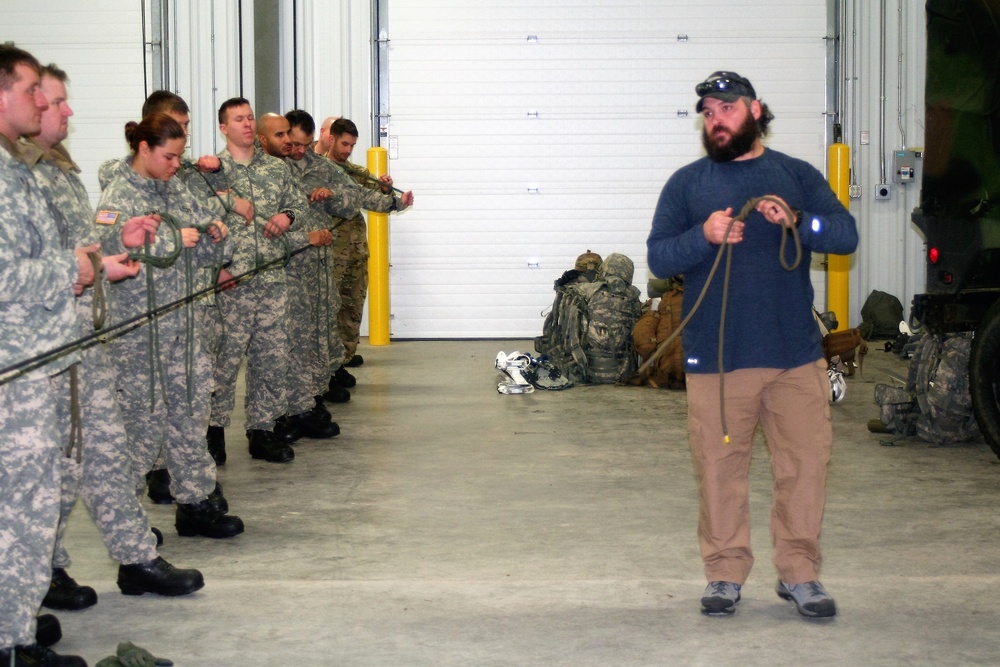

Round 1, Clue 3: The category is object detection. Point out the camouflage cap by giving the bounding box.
[575,249,603,272]
[597,252,635,287]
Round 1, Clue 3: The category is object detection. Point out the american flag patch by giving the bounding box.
[95,210,119,225]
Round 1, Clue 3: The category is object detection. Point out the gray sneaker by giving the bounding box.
[701,581,742,615]
[776,580,837,617]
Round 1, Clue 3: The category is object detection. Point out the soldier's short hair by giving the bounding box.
[0,44,41,91]
[218,97,252,125]
[285,109,315,135]
[143,90,189,118]
[40,64,69,83]
[331,118,358,138]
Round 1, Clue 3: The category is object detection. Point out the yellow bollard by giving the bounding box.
[827,143,852,329]
[367,147,391,346]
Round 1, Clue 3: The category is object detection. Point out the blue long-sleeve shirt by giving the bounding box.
[647,148,858,374]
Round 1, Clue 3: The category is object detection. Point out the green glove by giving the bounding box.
[116,642,173,667]
[94,658,124,667]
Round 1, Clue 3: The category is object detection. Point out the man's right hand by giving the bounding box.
[196,155,222,172]
[73,243,101,293]
[229,196,254,224]
[103,252,141,282]
[703,207,744,245]
[308,229,333,247]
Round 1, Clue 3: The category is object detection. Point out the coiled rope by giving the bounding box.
[637,195,802,444]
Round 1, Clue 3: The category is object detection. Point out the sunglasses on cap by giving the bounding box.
[695,72,756,100]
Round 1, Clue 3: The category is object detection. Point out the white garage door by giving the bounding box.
[380,0,831,338]
[5,0,149,204]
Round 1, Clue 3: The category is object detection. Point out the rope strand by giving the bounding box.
[637,195,802,444]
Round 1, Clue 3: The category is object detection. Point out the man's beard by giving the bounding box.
[702,113,760,162]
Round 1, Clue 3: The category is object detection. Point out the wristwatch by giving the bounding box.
[281,209,296,224]
[792,208,804,228]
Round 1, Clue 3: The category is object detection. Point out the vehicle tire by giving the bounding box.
[970,300,1000,458]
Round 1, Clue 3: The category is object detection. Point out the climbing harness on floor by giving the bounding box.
[637,195,802,444]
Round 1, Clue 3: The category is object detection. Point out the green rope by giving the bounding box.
[336,160,405,194]
[128,211,184,413]
[88,251,107,331]
[637,195,802,444]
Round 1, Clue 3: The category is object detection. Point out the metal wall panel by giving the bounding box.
[381,0,831,337]
[4,0,147,203]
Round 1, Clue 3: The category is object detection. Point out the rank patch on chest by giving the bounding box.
[95,210,120,225]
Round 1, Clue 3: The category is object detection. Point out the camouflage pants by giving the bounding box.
[109,316,217,505]
[211,279,289,432]
[286,250,333,415]
[0,375,63,648]
[50,343,158,569]
[325,252,346,373]
[197,302,224,370]
[332,217,369,363]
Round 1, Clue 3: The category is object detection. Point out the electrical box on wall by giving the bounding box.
[892,149,921,184]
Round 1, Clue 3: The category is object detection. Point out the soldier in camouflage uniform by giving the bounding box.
[29,65,205,601]
[0,44,88,667]
[316,117,413,385]
[256,111,340,440]
[102,91,255,470]
[98,112,243,540]
[201,98,307,463]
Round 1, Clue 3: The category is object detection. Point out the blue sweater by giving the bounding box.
[647,148,858,374]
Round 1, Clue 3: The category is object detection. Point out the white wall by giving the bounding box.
[4,0,148,201]
[2,0,931,334]
[840,0,927,327]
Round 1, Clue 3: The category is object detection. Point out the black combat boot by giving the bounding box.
[333,366,357,388]
[313,395,332,421]
[247,429,295,462]
[41,569,97,611]
[287,409,340,439]
[207,425,226,465]
[0,644,87,667]
[323,382,351,403]
[208,482,228,514]
[273,415,301,444]
[345,354,364,367]
[117,556,205,596]
[35,614,61,647]
[145,468,173,504]
[175,499,245,538]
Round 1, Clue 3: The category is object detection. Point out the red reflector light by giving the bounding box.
[940,272,954,285]
[928,247,939,264]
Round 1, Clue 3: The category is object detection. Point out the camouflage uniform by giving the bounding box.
[0,135,79,649]
[102,156,233,358]
[322,156,406,365]
[29,140,158,567]
[97,163,229,504]
[202,148,307,432]
[285,150,346,410]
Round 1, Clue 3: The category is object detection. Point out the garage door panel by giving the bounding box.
[384,1,828,337]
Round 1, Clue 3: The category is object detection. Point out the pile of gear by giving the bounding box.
[495,250,868,405]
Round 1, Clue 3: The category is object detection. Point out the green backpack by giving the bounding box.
[535,253,642,384]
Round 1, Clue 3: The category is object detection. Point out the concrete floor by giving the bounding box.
[52,339,1000,666]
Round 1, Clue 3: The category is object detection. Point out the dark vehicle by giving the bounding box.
[911,0,1000,456]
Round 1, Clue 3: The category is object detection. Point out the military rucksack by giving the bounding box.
[631,288,686,389]
[908,333,980,445]
[859,289,904,340]
[535,253,642,384]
